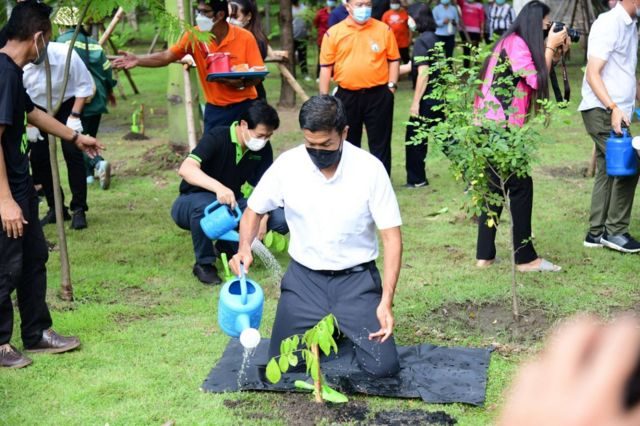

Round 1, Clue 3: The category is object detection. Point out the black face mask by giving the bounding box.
[306,143,343,170]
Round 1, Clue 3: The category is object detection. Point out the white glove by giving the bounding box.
[26,126,43,143]
[66,117,84,133]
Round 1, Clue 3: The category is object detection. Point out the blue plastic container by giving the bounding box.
[606,128,638,176]
[217,268,263,339]
[200,201,242,242]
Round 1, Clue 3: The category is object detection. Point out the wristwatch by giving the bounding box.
[387,82,397,90]
[70,130,80,144]
[606,102,618,114]
[70,111,82,118]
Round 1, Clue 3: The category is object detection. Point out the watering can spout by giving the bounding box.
[236,313,251,336]
[219,230,240,243]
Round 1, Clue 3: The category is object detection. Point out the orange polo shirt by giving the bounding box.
[381,9,411,49]
[169,25,264,106]
[320,17,400,90]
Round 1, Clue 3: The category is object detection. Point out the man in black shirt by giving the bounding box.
[0,1,103,369]
[171,100,288,284]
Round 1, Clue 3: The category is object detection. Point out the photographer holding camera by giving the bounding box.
[579,0,640,254]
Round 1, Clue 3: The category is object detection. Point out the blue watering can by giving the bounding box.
[606,128,638,177]
[200,201,242,242]
[218,263,263,348]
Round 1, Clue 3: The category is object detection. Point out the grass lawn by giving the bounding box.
[1,39,639,425]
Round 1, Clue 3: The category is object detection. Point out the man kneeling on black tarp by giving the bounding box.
[230,95,402,378]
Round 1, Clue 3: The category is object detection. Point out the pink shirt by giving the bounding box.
[459,0,485,33]
[474,33,538,127]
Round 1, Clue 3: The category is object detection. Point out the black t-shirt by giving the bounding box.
[411,31,440,105]
[0,53,35,202]
[179,123,273,198]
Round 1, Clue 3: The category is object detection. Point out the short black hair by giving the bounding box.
[299,95,348,134]
[200,0,229,19]
[239,100,280,130]
[415,6,436,33]
[3,0,52,42]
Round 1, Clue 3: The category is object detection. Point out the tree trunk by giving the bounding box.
[278,0,296,108]
[127,7,139,31]
[264,0,271,35]
[502,183,520,320]
[165,0,201,146]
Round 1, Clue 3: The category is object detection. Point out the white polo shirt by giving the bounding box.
[248,141,402,271]
[23,42,94,110]
[578,3,637,117]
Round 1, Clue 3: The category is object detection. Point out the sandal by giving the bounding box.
[517,258,562,273]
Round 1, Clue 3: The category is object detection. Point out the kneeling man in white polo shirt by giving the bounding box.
[231,95,402,378]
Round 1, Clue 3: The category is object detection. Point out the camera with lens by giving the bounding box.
[553,22,581,43]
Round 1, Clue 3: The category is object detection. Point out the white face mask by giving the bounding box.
[390,3,400,9]
[196,13,216,31]
[243,126,268,151]
[229,17,248,27]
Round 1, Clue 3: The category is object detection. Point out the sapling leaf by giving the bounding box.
[266,358,281,384]
[289,353,298,367]
[279,354,289,373]
[309,356,319,382]
[319,335,331,356]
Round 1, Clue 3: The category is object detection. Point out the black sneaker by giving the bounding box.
[192,263,222,285]
[403,180,429,188]
[40,208,71,226]
[601,232,640,254]
[70,209,87,230]
[583,232,603,248]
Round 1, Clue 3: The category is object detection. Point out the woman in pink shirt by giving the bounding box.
[474,1,567,272]
[458,0,485,68]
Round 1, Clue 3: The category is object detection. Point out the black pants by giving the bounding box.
[171,192,288,265]
[405,103,444,185]
[437,34,456,58]
[476,166,538,264]
[460,31,482,68]
[30,98,88,212]
[204,99,256,134]
[0,195,52,346]
[269,260,400,378]
[399,47,411,64]
[81,113,105,177]
[294,39,308,76]
[336,85,394,174]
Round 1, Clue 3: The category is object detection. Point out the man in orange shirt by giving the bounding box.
[319,0,400,174]
[382,0,411,64]
[112,0,264,133]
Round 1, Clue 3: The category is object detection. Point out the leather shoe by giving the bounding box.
[24,329,81,354]
[0,344,32,368]
[193,263,222,285]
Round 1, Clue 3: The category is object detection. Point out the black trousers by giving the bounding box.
[460,31,482,68]
[81,113,105,176]
[30,98,88,212]
[294,39,308,76]
[405,102,444,185]
[0,195,52,346]
[399,47,410,64]
[476,166,538,264]
[171,192,288,265]
[437,34,456,58]
[336,85,394,175]
[269,260,400,378]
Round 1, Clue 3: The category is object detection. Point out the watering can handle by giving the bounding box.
[204,201,221,216]
[232,204,243,220]
[239,262,248,305]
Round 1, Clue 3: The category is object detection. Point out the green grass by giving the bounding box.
[1,46,639,426]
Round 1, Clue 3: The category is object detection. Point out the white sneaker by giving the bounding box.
[304,75,312,82]
[86,175,95,184]
[96,160,111,190]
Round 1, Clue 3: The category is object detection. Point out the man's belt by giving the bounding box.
[337,85,387,94]
[313,260,376,277]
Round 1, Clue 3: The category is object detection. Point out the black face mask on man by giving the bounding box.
[306,142,343,170]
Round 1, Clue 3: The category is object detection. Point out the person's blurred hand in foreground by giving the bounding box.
[499,316,640,426]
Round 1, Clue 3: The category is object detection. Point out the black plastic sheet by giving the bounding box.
[202,338,493,406]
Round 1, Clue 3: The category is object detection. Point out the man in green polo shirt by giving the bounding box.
[171,100,288,284]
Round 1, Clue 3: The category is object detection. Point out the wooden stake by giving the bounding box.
[177,0,198,150]
[277,63,310,102]
[311,344,322,403]
[99,7,125,46]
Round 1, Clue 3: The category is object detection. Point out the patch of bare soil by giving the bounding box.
[224,394,457,425]
[123,132,150,141]
[120,143,187,177]
[431,301,552,344]
[541,164,589,179]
